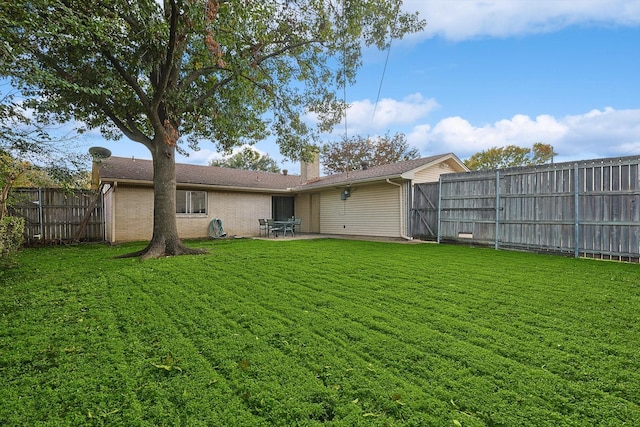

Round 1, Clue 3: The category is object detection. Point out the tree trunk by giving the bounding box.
[120,141,207,259]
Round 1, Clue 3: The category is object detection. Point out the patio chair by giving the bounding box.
[258,218,268,237]
[283,218,301,237]
[267,219,283,237]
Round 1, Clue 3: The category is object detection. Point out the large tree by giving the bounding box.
[0,0,424,258]
[210,146,280,173]
[322,131,419,174]
[464,143,557,171]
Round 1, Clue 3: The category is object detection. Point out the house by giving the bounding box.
[95,153,468,243]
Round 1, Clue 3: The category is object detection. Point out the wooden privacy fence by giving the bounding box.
[8,188,104,245]
[412,156,640,262]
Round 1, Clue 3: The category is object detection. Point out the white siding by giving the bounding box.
[320,182,405,237]
[412,162,457,183]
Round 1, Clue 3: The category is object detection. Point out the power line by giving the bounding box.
[372,8,399,124]
[342,0,348,141]
[372,40,393,124]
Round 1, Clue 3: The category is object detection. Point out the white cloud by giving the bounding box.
[332,93,439,135]
[178,144,276,166]
[402,0,640,41]
[177,148,218,165]
[409,107,640,161]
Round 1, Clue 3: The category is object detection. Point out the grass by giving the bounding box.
[1,238,639,426]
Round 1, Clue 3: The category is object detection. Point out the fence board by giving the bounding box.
[8,188,104,245]
[412,156,640,262]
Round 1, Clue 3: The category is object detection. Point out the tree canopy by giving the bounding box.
[210,146,280,173]
[321,132,419,174]
[464,143,557,171]
[0,0,425,258]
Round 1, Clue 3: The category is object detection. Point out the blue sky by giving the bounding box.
[67,1,640,173]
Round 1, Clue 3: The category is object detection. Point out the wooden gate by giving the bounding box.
[411,182,439,240]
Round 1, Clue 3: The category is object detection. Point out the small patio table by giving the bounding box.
[269,219,300,237]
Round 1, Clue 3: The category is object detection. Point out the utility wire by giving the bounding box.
[372,40,393,124]
[372,9,399,124]
[342,1,348,142]
[342,0,350,176]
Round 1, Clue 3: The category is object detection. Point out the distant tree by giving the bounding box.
[210,147,280,173]
[321,132,420,174]
[464,143,557,171]
[530,142,557,165]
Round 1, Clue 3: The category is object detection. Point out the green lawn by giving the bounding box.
[1,239,639,426]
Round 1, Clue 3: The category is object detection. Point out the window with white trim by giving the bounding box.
[176,190,207,214]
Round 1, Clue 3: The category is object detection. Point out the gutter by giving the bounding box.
[299,173,403,192]
[99,178,293,194]
[386,179,413,241]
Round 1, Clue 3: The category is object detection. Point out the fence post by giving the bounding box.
[495,171,500,250]
[437,176,442,243]
[38,187,44,240]
[574,163,580,258]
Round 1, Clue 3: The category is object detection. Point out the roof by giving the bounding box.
[97,153,467,192]
[298,153,467,190]
[98,156,303,192]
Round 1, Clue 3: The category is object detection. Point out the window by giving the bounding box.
[176,190,207,214]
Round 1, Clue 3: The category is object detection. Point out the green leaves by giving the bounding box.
[210,146,281,172]
[464,143,557,171]
[0,0,425,160]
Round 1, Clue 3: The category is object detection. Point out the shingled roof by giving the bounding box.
[98,153,465,192]
[299,153,465,189]
[98,157,303,191]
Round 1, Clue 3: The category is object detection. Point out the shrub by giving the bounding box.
[0,215,25,268]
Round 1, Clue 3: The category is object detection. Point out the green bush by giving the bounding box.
[0,215,25,268]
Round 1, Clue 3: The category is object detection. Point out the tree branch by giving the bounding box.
[153,0,181,109]
[30,46,75,87]
[252,38,322,66]
[180,36,321,111]
[101,49,151,109]
[179,66,222,91]
[187,75,234,112]
[97,102,153,148]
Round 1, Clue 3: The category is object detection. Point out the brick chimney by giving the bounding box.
[301,152,320,182]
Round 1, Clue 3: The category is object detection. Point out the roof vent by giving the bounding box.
[282,169,288,175]
[361,161,369,170]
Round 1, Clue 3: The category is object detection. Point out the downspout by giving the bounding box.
[111,181,117,244]
[386,179,413,241]
[99,183,106,243]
